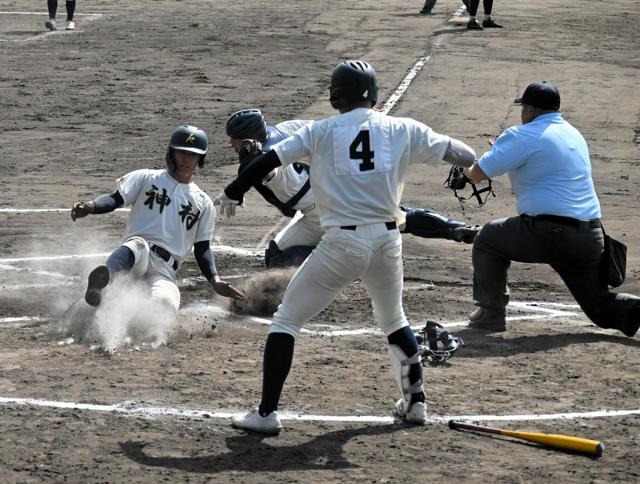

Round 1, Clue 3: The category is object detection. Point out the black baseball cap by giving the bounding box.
[513,81,560,110]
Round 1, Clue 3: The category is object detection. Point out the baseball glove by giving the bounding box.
[238,139,264,174]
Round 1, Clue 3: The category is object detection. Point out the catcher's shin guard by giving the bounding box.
[388,344,423,414]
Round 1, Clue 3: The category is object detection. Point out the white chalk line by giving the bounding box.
[0,11,104,16]
[190,300,583,336]
[0,253,111,264]
[0,12,105,42]
[0,245,261,264]
[0,208,130,213]
[0,263,78,281]
[0,396,638,425]
[0,316,47,325]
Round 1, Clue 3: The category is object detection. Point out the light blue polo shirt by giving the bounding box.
[477,112,601,220]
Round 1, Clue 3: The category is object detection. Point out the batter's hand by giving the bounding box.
[211,276,245,300]
[214,192,243,218]
[70,201,95,222]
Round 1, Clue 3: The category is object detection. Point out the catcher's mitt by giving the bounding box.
[444,165,495,210]
[238,139,264,174]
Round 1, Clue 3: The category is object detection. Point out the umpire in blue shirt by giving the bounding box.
[463,81,640,337]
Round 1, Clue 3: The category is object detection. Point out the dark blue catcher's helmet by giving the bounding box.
[226,109,268,143]
[165,125,208,172]
[329,60,378,110]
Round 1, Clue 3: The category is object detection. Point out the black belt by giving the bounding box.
[340,221,397,231]
[151,244,178,270]
[523,214,601,229]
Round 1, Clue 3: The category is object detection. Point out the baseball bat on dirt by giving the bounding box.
[448,421,604,457]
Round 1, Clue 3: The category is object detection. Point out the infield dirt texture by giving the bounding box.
[1,0,639,482]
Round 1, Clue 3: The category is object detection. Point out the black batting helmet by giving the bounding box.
[226,109,268,143]
[329,60,378,110]
[165,125,208,172]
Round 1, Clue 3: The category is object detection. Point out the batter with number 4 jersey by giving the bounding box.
[216,60,477,434]
[224,109,480,268]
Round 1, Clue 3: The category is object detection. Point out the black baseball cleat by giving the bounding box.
[468,307,506,332]
[467,19,483,30]
[85,265,110,307]
[419,8,432,14]
[451,225,481,244]
[482,18,503,28]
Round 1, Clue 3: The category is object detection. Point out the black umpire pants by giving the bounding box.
[472,215,639,330]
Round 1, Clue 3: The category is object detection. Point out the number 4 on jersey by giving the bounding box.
[349,130,375,171]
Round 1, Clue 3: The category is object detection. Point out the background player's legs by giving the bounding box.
[420,0,438,15]
[468,0,480,16]
[65,0,76,29]
[46,0,58,30]
[65,0,76,20]
[481,0,502,27]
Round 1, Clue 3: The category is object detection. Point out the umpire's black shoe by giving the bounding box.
[85,265,110,307]
[482,18,503,28]
[468,307,506,332]
[419,8,432,14]
[467,19,483,30]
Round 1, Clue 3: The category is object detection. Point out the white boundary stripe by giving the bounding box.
[0,208,129,213]
[0,317,47,328]
[0,12,105,42]
[381,37,443,115]
[0,396,638,425]
[1,282,74,291]
[0,11,104,16]
[188,300,583,336]
[0,253,111,263]
[0,245,261,264]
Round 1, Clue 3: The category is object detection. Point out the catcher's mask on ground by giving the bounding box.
[165,125,208,172]
[415,320,464,365]
[226,109,267,143]
[329,60,378,109]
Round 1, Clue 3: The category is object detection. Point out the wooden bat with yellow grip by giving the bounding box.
[448,421,604,457]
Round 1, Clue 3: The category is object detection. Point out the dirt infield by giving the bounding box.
[1,0,639,482]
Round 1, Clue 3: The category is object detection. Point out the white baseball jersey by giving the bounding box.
[116,169,215,261]
[262,120,315,213]
[273,108,450,229]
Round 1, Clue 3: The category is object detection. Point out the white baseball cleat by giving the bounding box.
[231,409,282,435]
[45,19,57,31]
[65,20,75,30]
[395,399,427,425]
